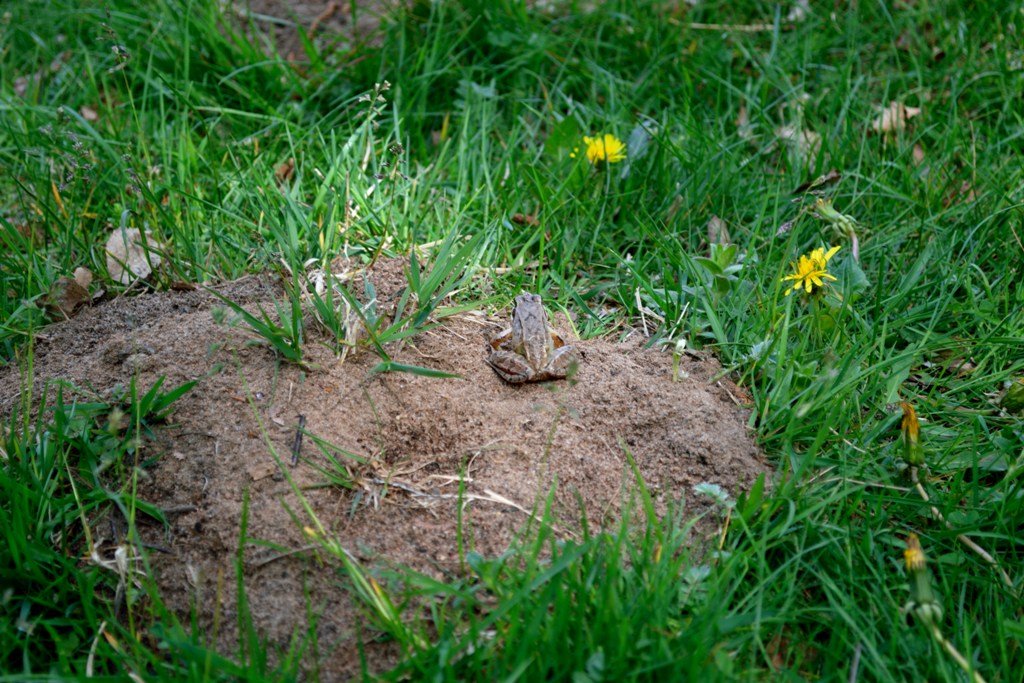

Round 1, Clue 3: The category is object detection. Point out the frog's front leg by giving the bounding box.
[487,350,538,384]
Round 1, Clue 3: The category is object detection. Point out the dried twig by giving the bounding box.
[251,544,319,568]
[668,18,791,33]
[291,414,306,466]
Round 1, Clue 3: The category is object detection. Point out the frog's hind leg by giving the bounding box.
[486,350,534,384]
[544,344,578,380]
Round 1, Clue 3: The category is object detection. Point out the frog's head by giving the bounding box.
[514,292,542,309]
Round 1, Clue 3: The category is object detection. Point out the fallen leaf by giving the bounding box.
[776,219,796,237]
[13,51,70,98]
[13,76,30,98]
[925,355,977,378]
[73,266,93,289]
[511,213,539,227]
[45,270,92,319]
[766,631,790,670]
[776,125,821,165]
[80,105,99,122]
[943,180,977,208]
[185,563,201,588]
[15,220,45,245]
[248,462,277,481]
[275,158,295,185]
[736,103,754,141]
[706,215,730,245]
[105,227,163,285]
[912,143,926,165]
[666,195,684,224]
[787,0,810,22]
[871,101,921,134]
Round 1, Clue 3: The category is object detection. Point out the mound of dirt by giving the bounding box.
[238,0,394,60]
[0,263,768,678]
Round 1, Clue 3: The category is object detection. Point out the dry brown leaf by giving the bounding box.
[928,346,979,378]
[766,632,790,670]
[275,158,296,185]
[13,51,70,98]
[871,101,922,134]
[45,269,93,319]
[105,227,163,285]
[736,103,754,141]
[511,213,539,227]
[706,215,730,245]
[943,180,977,208]
[666,194,684,224]
[73,266,93,290]
[13,76,29,98]
[15,220,45,246]
[912,143,926,165]
[776,219,796,237]
[776,125,821,165]
[787,0,810,22]
[952,359,977,377]
[248,462,276,482]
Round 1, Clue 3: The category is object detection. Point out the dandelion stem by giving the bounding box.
[910,466,1015,593]
[925,620,988,683]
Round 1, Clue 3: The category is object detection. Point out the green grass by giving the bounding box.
[2,0,1022,680]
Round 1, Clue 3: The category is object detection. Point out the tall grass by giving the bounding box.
[1,0,1021,680]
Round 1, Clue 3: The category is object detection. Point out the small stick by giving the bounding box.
[251,544,319,568]
[291,415,306,466]
[159,504,197,515]
[667,17,792,33]
[687,21,778,32]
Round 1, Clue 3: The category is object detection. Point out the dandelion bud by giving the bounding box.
[904,534,943,625]
[900,402,924,466]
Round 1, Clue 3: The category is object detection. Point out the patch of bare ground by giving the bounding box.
[229,0,395,60]
[0,261,768,679]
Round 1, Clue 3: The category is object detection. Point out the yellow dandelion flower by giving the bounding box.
[571,133,627,165]
[781,245,841,296]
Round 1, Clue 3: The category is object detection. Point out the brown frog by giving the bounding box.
[487,293,578,384]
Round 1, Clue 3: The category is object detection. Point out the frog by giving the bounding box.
[486,293,578,384]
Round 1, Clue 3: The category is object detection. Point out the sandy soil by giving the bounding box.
[232,0,395,59]
[0,259,768,679]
